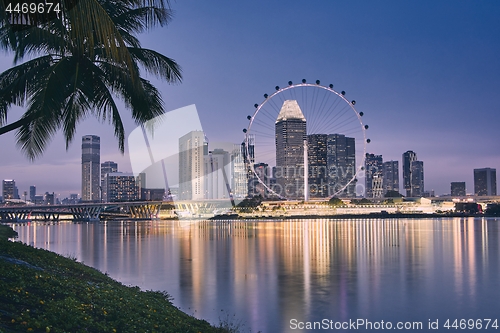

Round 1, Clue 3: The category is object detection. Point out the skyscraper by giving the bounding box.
[307,134,328,197]
[365,153,383,198]
[402,151,417,197]
[2,180,15,202]
[203,148,230,199]
[29,185,36,202]
[231,143,247,199]
[383,161,399,195]
[410,160,424,197]
[451,182,466,196]
[275,100,307,199]
[82,135,100,202]
[327,134,356,197]
[104,173,139,202]
[101,161,118,201]
[242,134,255,197]
[179,131,205,200]
[474,168,497,196]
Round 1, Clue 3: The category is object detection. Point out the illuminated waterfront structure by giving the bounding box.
[275,100,307,199]
[81,135,100,202]
[474,168,497,196]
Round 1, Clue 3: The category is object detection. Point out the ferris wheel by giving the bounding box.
[243,79,370,199]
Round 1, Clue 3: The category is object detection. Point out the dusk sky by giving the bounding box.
[1,1,499,198]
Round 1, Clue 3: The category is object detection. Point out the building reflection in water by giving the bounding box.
[12,218,500,333]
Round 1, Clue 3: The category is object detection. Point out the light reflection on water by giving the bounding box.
[12,218,500,333]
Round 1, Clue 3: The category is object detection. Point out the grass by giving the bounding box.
[0,224,236,333]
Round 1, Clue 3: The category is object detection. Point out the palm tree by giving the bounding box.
[0,0,181,159]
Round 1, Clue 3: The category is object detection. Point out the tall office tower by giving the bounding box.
[474,168,497,196]
[100,161,118,201]
[2,180,15,202]
[383,160,399,194]
[451,182,466,196]
[275,100,307,199]
[81,135,100,202]
[307,134,328,198]
[29,185,36,202]
[327,134,356,197]
[410,160,424,197]
[104,173,139,202]
[365,154,383,198]
[252,162,269,197]
[203,149,230,199]
[231,144,247,198]
[179,131,205,200]
[402,150,417,197]
[241,134,255,196]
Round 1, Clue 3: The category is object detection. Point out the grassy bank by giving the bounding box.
[0,224,233,333]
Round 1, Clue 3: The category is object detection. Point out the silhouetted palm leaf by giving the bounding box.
[0,0,181,159]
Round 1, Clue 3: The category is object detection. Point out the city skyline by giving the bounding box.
[1,1,499,196]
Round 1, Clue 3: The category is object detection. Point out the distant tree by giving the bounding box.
[328,197,343,206]
[455,202,481,214]
[356,198,372,205]
[385,190,403,198]
[384,198,394,205]
[236,195,263,208]
[485,204,500,216]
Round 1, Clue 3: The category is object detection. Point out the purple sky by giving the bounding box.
[1,1,499,197]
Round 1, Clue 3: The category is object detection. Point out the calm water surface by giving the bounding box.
[11,218,500,332]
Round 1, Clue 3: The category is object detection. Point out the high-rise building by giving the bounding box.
[365,153,383,198]
[101,161,118,201]
[2,180,15,202]
[103,173,139,202]
[327,134,356,197]
[252,162,269,197]
[241,134,255,197]
[82,135,100,201]
[402,151,417,197]
[29,185,36,202]
[231,143,248,199]
[474,168,497,196]
[410,160,424,197]
[383,161,399,195]
[203,148,230,199]
[307,134,328,198]
[275,100,307,199]
[451,182,466,197]
[179,131,205,200]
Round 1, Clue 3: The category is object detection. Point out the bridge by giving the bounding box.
[0,201,163,222]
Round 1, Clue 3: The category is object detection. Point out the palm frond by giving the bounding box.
[127,47,181,83]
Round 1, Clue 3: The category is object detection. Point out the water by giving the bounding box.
[11,218,500,332]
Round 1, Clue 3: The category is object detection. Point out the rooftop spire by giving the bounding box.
[276,100,306,122]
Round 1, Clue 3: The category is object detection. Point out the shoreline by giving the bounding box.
[0,224,233,333]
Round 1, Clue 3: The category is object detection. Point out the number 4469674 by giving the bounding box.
[444,319,498,330]
[5,2,61,14]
